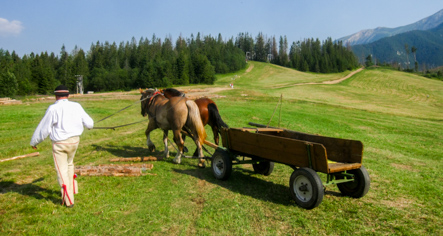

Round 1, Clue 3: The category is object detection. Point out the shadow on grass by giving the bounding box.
[173,166,344,207]
[91,144,208,166]
[0,177,60,204]
[92,144,153,157]
[173,167,294,207]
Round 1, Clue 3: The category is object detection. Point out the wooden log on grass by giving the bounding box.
[109,156,158,162]
[0,152,40,163]
[75,163,154,177]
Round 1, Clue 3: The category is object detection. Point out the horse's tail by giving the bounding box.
[208,103,229,133]
[185,100,207,145]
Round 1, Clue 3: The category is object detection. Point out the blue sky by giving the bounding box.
[1,0,443,56]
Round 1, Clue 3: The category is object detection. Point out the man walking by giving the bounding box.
[30,85,94,208]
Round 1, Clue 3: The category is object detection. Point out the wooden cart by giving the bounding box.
[210,122,370,209]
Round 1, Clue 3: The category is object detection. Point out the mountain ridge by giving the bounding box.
[351,22,443,68]
[338,9,443,46]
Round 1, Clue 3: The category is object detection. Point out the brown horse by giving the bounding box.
[140,88,207,167]
[160,88,229,148]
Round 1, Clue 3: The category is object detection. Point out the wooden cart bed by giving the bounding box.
[221,127,363,174]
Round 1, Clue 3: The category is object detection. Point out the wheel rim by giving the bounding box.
[293,175,313,202]
[341,178,359,191]
[213,156,224,176]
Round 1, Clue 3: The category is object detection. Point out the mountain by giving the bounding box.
[351,22,443,68]
[338,9,443,46]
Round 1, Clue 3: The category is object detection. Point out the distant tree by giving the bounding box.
[365,54,373,67]
[175,51,190,85]
[404,44,410,69]
[411,46,417,62]
[254,32,266,62]
[235,32,254,58]
[72,48,89,90]
[57,45,74,89]
[302,60,310,72]
[0,71,18,97]
[271,36,278,64]
[264,38,272,63]
[411,46,418,72]
[10,52,34,95]
[279,36,289,66]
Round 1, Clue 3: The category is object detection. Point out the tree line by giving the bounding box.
[235,33,359,72]
[1,32,359,97]
[0,33,246,97]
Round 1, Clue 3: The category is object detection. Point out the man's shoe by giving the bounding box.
[66,204,74,208]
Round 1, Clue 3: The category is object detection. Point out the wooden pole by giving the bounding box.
[0,152,40,163]
[278,94,283,128]
[180,130,218,149]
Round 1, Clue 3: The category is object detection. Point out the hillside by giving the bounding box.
[338,9,443,46]
[1,61,442,235]
[351,22,443,68]
[214,62,443,120]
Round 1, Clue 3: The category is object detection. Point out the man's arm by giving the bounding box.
[81,108,94,129]
[30,108,54,147]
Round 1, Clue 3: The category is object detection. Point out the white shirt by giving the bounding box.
[30,99,94,146]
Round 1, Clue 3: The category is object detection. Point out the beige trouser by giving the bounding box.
[52,136,80,206]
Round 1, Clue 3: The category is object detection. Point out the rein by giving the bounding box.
[92,93,154,130]
[92,90,186,130]
[92,120,147,130]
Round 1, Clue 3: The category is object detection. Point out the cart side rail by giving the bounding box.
[248,122,363,164]
[221,128,330,173]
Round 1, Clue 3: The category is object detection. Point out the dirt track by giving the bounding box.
[21,64,363,103]
[318,67,363,84]
[271,67,364,89]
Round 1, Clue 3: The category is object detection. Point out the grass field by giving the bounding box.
[1,62,442,235]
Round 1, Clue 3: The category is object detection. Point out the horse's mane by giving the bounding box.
[162,88,185,97]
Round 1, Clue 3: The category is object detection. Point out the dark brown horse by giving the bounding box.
[140,88,207,167]
[160,88,229,148]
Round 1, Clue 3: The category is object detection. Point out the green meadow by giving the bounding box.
[0,62,442,235]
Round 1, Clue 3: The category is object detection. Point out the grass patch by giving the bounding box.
[1,62,442,235]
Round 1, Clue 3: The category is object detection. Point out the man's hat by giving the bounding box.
[54,85,69,96]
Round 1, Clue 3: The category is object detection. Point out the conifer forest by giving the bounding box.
[0,32,359,97]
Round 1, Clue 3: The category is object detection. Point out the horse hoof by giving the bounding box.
[173,158,181,164]
[149,146,156,152]
[183,146,189,153]
[198,160,206,168]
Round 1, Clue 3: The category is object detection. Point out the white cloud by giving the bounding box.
[0,18,24,37]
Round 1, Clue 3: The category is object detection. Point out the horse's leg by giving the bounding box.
[192,139,205,168]
[172,129,184,164]
[145,120,157,152]
[191,132,199,157]
[182,133,189,153]
[163,130,169,158]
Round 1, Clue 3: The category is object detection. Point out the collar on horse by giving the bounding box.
[146,90,187,123]
[147,90,163,110]
[146,90,163,120]
[149,91,162,103]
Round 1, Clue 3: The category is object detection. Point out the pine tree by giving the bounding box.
[254,32,266,62]
[0,71,18,97]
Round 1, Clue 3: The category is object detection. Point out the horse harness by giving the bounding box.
[94,90,212,156]
[145,91,187,126]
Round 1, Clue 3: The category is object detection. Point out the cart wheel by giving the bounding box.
[211,149,232,180]
[337,166,370,198]
[289,168,324,209]
[252,161,274,176]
